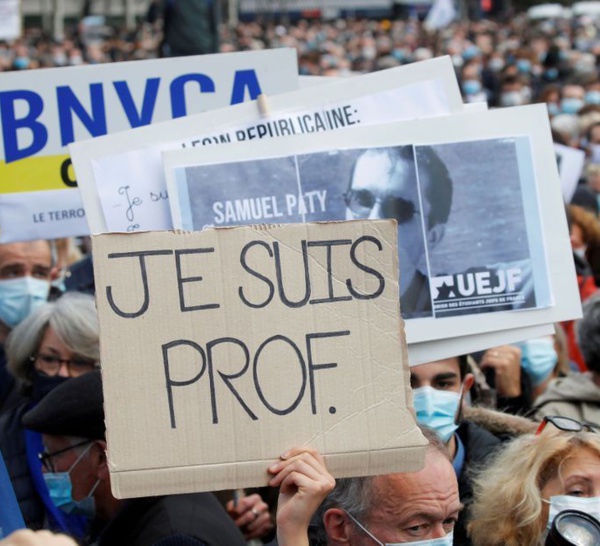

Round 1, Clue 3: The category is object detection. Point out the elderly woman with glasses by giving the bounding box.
[0,291,99,536]
[468,416,600,546]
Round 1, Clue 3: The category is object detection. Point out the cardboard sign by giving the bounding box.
[93,220,427,498]
[0,48,299,242]
[70,56,462,234]
[162,104,581,349]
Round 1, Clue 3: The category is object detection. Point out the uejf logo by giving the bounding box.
[431,267,525,314]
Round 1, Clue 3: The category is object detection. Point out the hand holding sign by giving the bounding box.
[270,448,335,546]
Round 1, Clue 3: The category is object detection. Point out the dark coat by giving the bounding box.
[454,420,503,546]
[0,403,44,529]
[97,492,247,546]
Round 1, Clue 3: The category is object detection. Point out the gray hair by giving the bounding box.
[312,426,450,543]
[6,291,99,386]
[577,294,600,373]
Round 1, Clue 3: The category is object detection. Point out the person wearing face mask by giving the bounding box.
[460,63,488,104]
[498,75,528,107]
[533,296,600,428]
[410,356,506,546]
[469,421,600,546]
[558,206,600,371]
[22,371,248,546]
[560,84,586,116]
[0,241,52,415]
[0,292,99,536]
[297,427,459,546]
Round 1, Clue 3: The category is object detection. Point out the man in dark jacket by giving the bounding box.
[22,371,247,546]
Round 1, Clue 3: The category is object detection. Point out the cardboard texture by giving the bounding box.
[93,220,427,498]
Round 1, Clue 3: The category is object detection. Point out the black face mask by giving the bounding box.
[31,372,69,403]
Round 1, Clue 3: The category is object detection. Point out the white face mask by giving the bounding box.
[346,511,454,545]
[546,495,600,529]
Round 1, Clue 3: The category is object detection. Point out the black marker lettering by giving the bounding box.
[175,248,220,312]
[106,250,172,318]
[308,239,353,305]
[346,236,385,299]
[239,241,275,308]
[207,337,257,424]
[253,335,307,415]
[273,240,310,308]
[306,331,350,414]
[162,339,207,429]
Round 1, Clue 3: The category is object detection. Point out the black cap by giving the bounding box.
[22,369,105,440]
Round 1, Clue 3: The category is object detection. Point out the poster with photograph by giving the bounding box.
[162,104,581,345]
[69,56,463,234]
[169,139,542,321]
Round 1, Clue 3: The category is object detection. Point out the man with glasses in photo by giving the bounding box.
[344,146,451,319]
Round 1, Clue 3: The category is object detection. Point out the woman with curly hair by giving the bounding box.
[468,420,600,546]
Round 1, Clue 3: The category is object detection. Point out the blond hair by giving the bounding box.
[469,430,600,546]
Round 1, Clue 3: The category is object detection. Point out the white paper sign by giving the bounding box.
[0,48,299,242]
[0,0,21,41]
[554,143,585,203]
[162,104,581,346]
[70,56,463,234]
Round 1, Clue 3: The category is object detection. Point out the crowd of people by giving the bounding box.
[2,3,600,546]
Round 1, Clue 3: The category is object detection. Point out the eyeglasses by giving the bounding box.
[536,415,596,435]
[39,439,93,472]
[31,353,97,377]
[344,189,419,224]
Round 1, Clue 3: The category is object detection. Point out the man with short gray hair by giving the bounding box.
[312,428,459,545]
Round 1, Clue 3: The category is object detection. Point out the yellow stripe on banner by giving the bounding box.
[0,155,75,194]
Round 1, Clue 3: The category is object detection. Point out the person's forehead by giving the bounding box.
[564,85,585,97]
[370,454,459,522]
[352,151,417,193]
[411,358,461,380]
[42,433,71,453]
[561,447,600,479]
[0,241,51,268]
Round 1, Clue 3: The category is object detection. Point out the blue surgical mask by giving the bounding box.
[462,79,481,96]
[488,58,505,72]
[13,56,30,70]
[516,59,531,73]
[547,103,561,117]
[545,496,600,529]
[346,511,454,545]
[413,386,461,442]
[586,91,600,105]
[0,276,49,328]
[545,68,559,81]
[500,91,524,107]
[44,443,99,518]
[518,337,557,387]
[561,97,584,115]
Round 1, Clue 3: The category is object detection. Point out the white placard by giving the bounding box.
[0,0,21,41]
[554,143,586,203]
[162,104,581,346]
[69,56,463,234]
[0,48,299,242]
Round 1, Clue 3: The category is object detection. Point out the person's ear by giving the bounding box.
[323,508,353,544]
[427,223,446,248]
[463,373,475,395]
[92,440,109,480]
